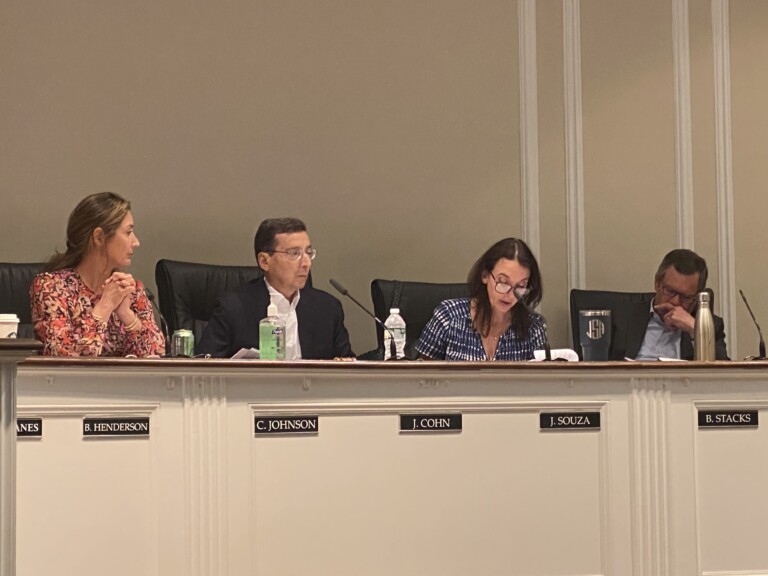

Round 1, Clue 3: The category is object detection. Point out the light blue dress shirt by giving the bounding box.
[635,300,681,360]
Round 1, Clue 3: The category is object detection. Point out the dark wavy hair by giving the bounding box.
[253,217,307,269]
[468,237,543,339]
[655,248,708,291]
[45,192,131,272]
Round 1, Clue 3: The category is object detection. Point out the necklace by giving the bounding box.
[488,324,510,341]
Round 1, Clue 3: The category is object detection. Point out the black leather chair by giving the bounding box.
[569,288,715,360]
[155,260,260,345]
[366,279,470,359]
[0,262,46,339]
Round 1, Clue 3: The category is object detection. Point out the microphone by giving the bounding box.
[739,289,766,359]
[145,287,171,356]
[512,288,553,361]
[329,278,400,361]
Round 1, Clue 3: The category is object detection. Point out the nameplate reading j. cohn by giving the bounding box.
[698,410,758,428]
[83,417,150,437]
[254,416,319,435]
[400,414,462,433]
[540,412,601,431]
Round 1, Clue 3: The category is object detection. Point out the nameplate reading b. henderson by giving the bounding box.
[400,414,462,433]
[17,418,43,437]
[254,416,319,435]
[540,412,601,430]
[698,410,758,428]
[83,417,150,437]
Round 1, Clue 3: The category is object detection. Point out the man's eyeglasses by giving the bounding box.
[270,247,317,261]
[490,272,529,296]
[660,285,697,305]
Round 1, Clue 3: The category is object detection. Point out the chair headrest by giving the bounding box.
[0,262,46,324]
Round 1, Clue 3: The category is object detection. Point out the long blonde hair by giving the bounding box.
[46,192,131,272]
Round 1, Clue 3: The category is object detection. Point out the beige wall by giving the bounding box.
[2,0,766,358]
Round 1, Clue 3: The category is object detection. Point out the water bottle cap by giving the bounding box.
[390,308,400,314]
[697,291,710,304]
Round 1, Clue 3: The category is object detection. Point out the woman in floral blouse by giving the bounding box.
[30,192,165,357]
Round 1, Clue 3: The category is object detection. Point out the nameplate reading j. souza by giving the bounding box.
[83,417,150,437]
[17,418,43,437]
[698,410,758,428]
[254,416,319,435]
[400,414,462,433]
[540,412,601,431]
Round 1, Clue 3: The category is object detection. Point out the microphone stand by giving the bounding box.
[739,289,766,360]
[329,279,400,361]
[512,288,553,361]
[145,288,172,357]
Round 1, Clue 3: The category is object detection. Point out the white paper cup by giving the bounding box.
[0,314,20,338]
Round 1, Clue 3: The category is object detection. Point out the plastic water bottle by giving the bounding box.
[694,291,715,361]
[383,308,406,360]
[259,302,286,360]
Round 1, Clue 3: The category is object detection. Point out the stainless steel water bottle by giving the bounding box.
[694,291,715,361]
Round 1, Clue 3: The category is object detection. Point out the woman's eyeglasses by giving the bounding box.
[490,272,529,296]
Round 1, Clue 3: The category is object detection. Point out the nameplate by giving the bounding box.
[254,416,319,435]
[540,412,601,431]
[698,410,758,428]
[83,417,150,437]
[17,418,43,437]
[400,414,462,433]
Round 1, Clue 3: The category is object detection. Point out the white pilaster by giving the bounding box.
[564,0,586,291]
[712,0,737,356]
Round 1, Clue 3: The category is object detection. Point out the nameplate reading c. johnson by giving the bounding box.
[698,410,758,428]
[540,412,601,431]
[400,414,462,433]
[254,416,319,435]
[17,418,43,437]
[83,417,150,437]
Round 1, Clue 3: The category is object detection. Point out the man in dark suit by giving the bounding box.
[616,249,728,360]
[199,218,353,359]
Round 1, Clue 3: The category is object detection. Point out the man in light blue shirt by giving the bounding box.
[634,249,728,360]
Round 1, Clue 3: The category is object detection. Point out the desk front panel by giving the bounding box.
[14,359,768,575]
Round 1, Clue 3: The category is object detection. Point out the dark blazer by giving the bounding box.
[611,295,729,361]
[199,278,353,359]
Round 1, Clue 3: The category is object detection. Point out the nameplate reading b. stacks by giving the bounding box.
[400,414,462,433]
[17,418,43,437]
[540,412,601,431]
[255,416,319,435]
[83,417,150,437]
[698,410,758,428]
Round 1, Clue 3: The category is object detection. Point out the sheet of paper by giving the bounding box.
[531,348,580,362]
[231,347,260,360]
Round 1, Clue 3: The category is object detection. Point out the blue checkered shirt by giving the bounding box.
[415,298,547,361]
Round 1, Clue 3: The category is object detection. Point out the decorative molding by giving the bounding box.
[673,0,695,248]
[712,0,737,357]
[519,0,540,257]
[16,403,159,416]
[250,399,608,414]
[630,379,673,576]
[702,571,768,576]
[184,376,228,576]
[564,0,586,291]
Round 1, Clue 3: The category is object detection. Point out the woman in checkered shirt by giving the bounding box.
[415,238,546,361]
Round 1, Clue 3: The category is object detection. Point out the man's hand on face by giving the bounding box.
[654,302,696,336]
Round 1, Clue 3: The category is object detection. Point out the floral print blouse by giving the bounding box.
[30,269,165,357]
